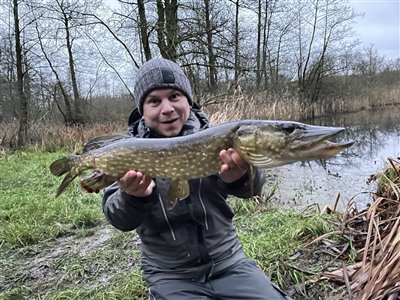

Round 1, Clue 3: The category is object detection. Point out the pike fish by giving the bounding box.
[49,120,354,208]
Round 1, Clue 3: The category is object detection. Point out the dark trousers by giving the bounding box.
[148,260,291,300]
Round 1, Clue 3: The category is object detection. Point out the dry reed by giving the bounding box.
[1,84,399,152]
[0,121,126,153]
[204,91,302,124]
[311,156,400,299]
[203,84,400,124]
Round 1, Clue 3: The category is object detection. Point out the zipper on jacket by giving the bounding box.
[198,178,209,230]
[158,195,176,241]
[216,191,227,202]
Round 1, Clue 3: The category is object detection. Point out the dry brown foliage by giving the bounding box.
[204,92,302,124]
[0,121,126,153]
[314,157,400,300]
[203,85,400,124]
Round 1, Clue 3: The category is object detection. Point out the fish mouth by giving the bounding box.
[302,139,355,159]
[290,125,354,159]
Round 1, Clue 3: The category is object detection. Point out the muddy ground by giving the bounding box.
[1,223,145,298]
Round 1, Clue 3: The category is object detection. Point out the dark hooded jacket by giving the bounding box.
[102,106,266,284]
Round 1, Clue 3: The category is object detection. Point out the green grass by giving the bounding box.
[235,207,335,288]
[0,149,342,299]
[0,150,103,248]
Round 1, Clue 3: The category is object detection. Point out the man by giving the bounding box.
[102,58,290,299]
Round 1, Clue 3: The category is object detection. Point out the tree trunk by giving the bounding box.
[234,0,240,85]
[204,0,217,89]
[255,0,262,89]
[156,0,167,58]
[13,0,28,148]
[137,0,152,61]
[156,0,178,60]
[63,11,83,124]
[35,20,73,123]
[165,0,178,60]
[261,0,269,87]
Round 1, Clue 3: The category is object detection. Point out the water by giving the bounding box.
[264,106,400,210]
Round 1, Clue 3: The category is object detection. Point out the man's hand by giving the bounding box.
[118,170,156,197]
[219,148,250,183]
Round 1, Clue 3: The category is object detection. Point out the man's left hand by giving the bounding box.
[219,148,250,183]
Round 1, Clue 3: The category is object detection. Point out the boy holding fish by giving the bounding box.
[102,58,290,299]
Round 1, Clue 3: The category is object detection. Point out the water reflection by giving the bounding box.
[265,106,400,210]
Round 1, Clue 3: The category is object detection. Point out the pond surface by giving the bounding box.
[264,105,400,210]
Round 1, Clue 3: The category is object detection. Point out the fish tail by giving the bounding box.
[49,156,81,197]
[56,173,79,197]
[50,156,78,176]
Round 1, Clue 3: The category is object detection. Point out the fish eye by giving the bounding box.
[236,126,253,136]
[236,129,244,136]
[281,124,296,134]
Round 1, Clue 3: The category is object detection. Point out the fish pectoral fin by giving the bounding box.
[166,180,190,210]
[80,170,116,193]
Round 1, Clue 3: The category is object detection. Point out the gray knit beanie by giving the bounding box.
[133,58,193,115]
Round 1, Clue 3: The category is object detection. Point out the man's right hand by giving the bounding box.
[118,170,156,197]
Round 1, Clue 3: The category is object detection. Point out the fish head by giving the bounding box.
[233,121,354,168]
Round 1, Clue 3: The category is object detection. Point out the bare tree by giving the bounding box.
[156,0,178,60]
[34,21,73,124]
[13,0,28,147]
[0,6,17,123]
[356,45,386,77]
[255,0,262,88]
[29,0,105,124]
[0,0,385,128]
[61,1,83,123]
[137,0,152,61]
[294,0,356,118]
[173,0,234,93]
[233,0,240,85]
[252,0,291,89]
[204,0,217,89]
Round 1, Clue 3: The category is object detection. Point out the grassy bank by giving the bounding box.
[0,150,102,247]
[0,149,343,299]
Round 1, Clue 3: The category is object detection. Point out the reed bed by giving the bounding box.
[0,121,126,153]
[204,91,302,124]
[1,83,400,152]
[203,84,400,124]
[309,156,400,299]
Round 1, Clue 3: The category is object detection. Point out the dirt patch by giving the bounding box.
[1,223,141,296]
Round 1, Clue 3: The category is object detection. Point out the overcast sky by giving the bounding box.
[349,0,400,59]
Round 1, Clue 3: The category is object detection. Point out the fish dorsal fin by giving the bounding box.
[82,133,131,153]
[166,180,190,210]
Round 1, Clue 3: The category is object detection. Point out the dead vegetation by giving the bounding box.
[293,156,400,299]
[0,121,126,153]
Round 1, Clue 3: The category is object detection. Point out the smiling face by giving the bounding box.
[142,88,191,137]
